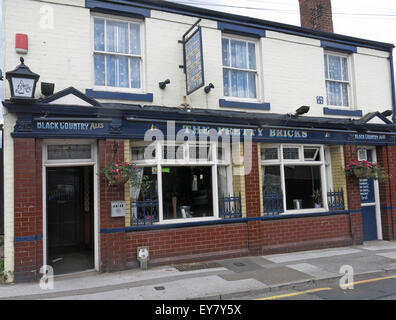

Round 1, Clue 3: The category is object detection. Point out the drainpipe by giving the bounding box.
[386,146,395,240]
[389,49,396,124]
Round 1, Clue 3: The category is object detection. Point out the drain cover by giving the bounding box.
[154,286,165,291]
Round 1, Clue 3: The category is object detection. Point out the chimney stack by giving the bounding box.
[299,0,334,33]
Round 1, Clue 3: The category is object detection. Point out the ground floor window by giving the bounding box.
[130,141,233,223]
[162,166,213,219]
[261,144,328,215]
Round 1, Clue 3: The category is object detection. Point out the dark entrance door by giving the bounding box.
[47,166,94,274]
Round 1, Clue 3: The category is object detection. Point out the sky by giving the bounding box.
[166,0,396,46]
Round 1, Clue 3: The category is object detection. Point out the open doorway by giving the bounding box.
[46,166,94,275]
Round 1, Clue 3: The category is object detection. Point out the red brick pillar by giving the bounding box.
[244,142,262,254]
[344,145,363,244]
[98,139,127,272]
[376,146,396,240]
[14,138,43,282]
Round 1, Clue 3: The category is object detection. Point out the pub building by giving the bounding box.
[2,0,396,282]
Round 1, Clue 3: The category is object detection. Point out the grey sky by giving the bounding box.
[168,0,396,44]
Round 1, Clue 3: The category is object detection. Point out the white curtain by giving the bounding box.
[217,166,228,198]
[130,169,144,219]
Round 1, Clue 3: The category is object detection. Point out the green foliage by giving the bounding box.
[344,160,391,181]
[99,162,152,193]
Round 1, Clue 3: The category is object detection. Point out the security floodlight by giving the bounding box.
[295,105,310,116]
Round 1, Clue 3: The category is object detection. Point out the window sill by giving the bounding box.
[261,209,350,220]
[323,107,362,117]
[219,99,270,110]
[126,216,246,231]
[86,89,153,102]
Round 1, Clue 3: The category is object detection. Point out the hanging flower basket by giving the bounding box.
[345,160,390,181]
[100,162,136,187]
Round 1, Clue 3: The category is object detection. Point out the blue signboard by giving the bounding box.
[11,116,396,146]
[184,27,204,95]
[359,178,375,203]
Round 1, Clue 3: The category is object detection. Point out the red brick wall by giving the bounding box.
[98,139,127,272]
[299,0,334,32]
[14,138,43,282]
[376,146,396,240]
[125,224,248,267]
[344,145,363,244]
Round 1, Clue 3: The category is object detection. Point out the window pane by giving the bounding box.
[304,147,320,161]
[236,70,248,97]
[247,71,256,98]
[130,167,159,224]
[129,23,141,55]
[106,21,129,54]
[47,144,91,160]
[231,40,247,69]
[326,81,342,106]
[162,166,213,219]
[261,147,278,160]
[222,38,230,66]
[94,18,105,51]
[217,166,228,198]
[248,43,256,70]
[130,57,141,88]
[284,165,322,210]
[342,57,348,81]
[94,53,105,86]
[131,146,146,161]
[341,83,349,106]
[189,145,210,160]
[223,69,230,96]
[283,147,299,160]
[262,166,283,215]
[162,145,184,160]
[106,55,129,87]
[328,55,342,80]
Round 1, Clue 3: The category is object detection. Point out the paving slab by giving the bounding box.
[357,241,396,251]
[264,248,362,263]
[287,263,339,280]
[219,266,311,286]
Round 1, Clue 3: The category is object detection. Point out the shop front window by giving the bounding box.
[261,144,328,215]
[162,166,213,219]
[130,141,232,224]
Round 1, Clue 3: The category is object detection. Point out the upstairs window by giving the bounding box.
[222,36,258,99]
[324,53,351,107]
[93,17,142,89]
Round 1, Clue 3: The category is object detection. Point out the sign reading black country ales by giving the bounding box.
[184,27,204,95]
[35,121,105,131]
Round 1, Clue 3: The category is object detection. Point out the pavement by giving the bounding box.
[1,240,396,300]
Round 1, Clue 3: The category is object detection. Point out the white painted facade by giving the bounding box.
[1,0,393,116]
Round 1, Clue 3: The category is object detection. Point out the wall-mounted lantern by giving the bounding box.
[5,57,40,102]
